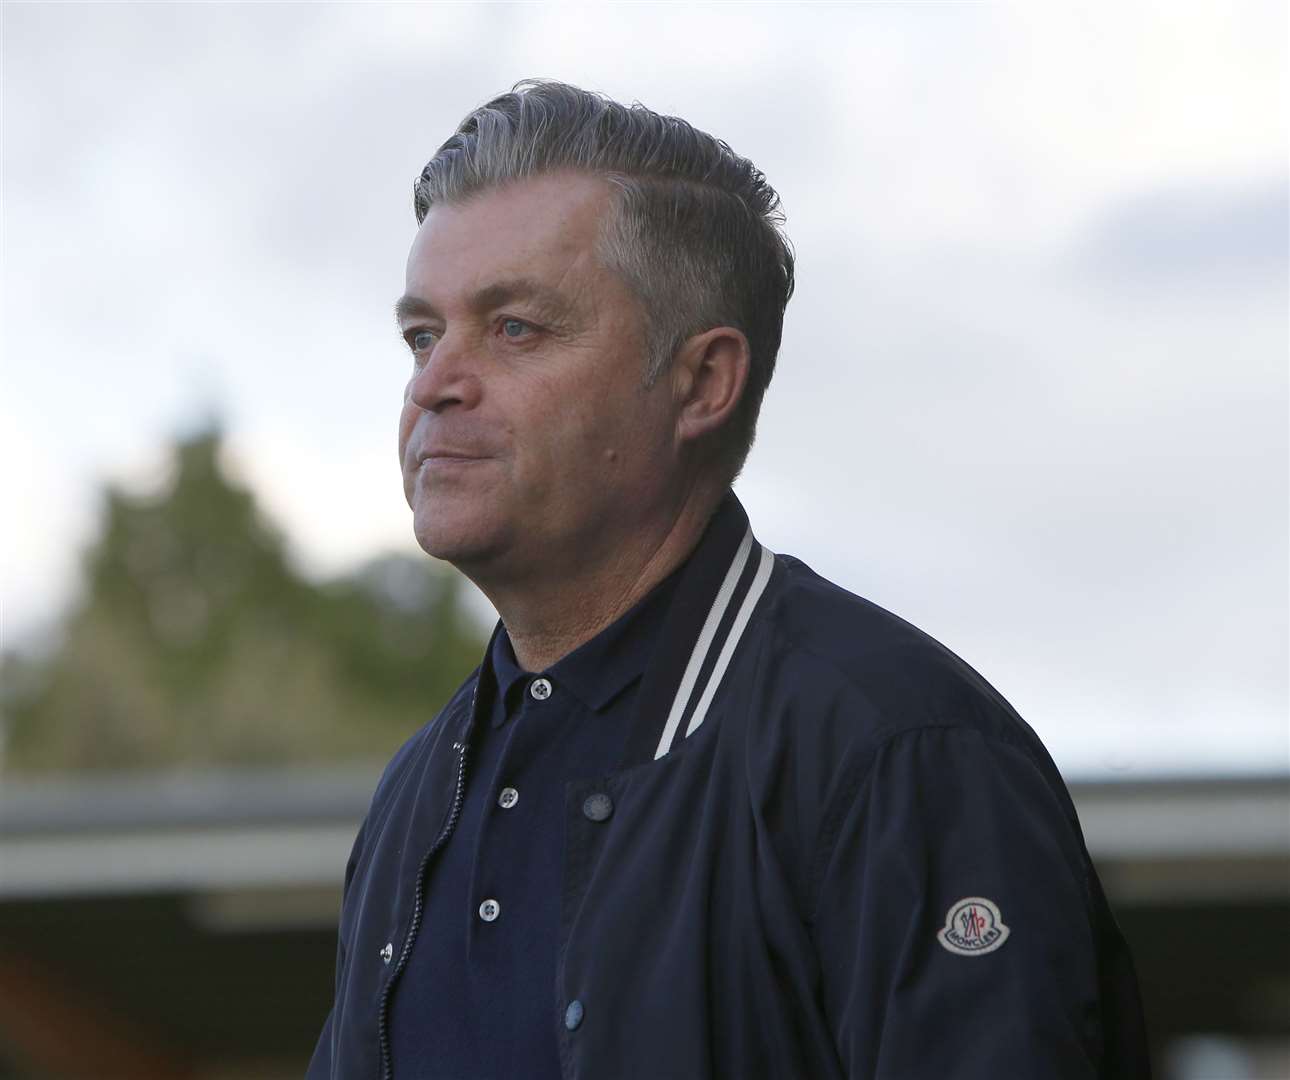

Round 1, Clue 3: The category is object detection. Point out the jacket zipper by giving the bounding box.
[376,736,471,1080]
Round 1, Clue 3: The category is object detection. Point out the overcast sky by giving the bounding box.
[3,2,1286,778]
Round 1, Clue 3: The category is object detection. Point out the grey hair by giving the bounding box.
[412,79,795,482]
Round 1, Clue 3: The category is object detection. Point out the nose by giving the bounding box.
[405,332,481,413]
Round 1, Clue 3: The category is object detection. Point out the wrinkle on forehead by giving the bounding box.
[403,173,643,335]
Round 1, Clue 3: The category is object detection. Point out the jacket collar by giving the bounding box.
[457,490,776,763]
[619,490,776,767]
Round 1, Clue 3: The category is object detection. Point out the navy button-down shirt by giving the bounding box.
[388,564,683,1078]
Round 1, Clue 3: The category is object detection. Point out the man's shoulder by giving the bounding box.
[739,550,1084,851]
[748,550,1046,758]
[761,551,942,667]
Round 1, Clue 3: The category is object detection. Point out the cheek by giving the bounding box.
[571,412,651,478]
[397,400,418,457]
[568,402,621,455]
[517,409,602,489]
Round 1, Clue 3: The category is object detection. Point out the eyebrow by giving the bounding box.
[393,278,576,328]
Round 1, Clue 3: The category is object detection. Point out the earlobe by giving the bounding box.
[675,327,750,445]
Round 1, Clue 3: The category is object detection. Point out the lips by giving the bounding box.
[418,449,488,463]
[403,423,497,471]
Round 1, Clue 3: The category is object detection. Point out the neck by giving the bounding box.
[473,483,726,672]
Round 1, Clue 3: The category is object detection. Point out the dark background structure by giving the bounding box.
[1,768,1286,1079]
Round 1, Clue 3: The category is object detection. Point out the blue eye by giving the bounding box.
[501,318,529,338]
[411,330,437,352]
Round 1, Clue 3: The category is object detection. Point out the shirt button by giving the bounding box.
[379,943,393,964]
[529,677,553,701]
[582,793,614,822]
[478,898,501,922]
[498,787,519,809]
[564,999,584,1030]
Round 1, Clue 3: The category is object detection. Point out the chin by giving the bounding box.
[411,503,504,569]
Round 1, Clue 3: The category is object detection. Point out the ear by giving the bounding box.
[670,326,750,447]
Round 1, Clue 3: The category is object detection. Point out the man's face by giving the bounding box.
[396,172,681,582]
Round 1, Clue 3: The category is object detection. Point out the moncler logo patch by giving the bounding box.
[937,896,1010,956]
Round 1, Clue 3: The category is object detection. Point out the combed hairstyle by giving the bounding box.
[412,79,795,482]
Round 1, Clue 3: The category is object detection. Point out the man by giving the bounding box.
[309,80,1150,1079]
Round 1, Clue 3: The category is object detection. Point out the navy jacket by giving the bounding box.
[309,494,1150,1079]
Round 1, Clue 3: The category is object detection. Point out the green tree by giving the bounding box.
[1,423,486,772]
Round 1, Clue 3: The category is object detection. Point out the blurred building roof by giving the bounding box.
[1,766,1287,903]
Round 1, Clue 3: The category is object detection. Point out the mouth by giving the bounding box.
[417,452,490,470]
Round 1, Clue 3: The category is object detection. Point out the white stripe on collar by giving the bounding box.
[653,529,770,760]
[683,542,774,740]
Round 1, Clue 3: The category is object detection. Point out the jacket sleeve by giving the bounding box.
[306,811,370,1080]
[808,725,1104,1079]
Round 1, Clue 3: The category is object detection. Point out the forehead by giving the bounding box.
[404,172,616,299]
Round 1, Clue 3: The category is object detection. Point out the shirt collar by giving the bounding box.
[487,559,686,722]
[487,627,530,717]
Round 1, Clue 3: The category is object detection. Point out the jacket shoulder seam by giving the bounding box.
[806,723,1075,923]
